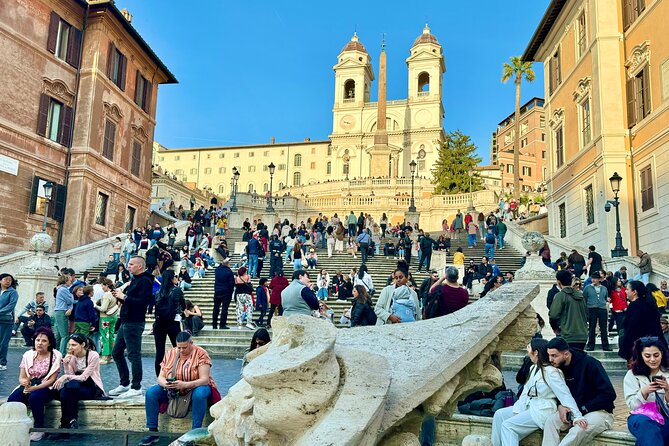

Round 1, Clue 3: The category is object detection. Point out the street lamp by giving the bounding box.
[467,169,475,212]
[231,167,240,212]
[408,160,417,213]
[266,162,276,212]
[41,180,54,232]
[605,171,628,257]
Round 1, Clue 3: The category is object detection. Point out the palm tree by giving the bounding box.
[502,56,535,199]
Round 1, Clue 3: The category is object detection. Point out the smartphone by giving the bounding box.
[653,375,665,382]
[566,412,574,423]
[167,377,176,383]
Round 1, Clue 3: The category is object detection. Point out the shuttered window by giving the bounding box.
[47,12,82,68]
[106,43,127,90]
[555,126,564,168]
[29,177,67,221]
[125,206,136,232]
[131,141,142,176]
[627,66,651,127]
[134,71,151,112]
[549,49,561,95]
[95,192,109,226]
[623,0,646,30]
[640,165,655,211]
[584,185,595,225]
[581,98,591,145]
[102,119,116,160]
[36,94,73,147]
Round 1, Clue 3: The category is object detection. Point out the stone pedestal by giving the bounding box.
[15,233,58,314]
[515,256,556,281]
[0,402,33,446]
[404,211,420,229]
[262,211,279,228]
[227,212,243,231]
[432,251,448,276]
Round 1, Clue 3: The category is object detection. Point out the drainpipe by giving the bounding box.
[56,2,89,252]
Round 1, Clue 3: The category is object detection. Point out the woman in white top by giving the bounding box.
[375,268,421,325]
[624,336,669,445]
[492,338,585,446]
[371,224,381,255]
[353,264,375,297]
[316,269,331,300]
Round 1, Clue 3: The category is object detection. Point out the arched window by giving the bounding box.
[294,153,302,167]
[218,184,225,194]
[344,79,355,99]
[326,161,332,174]
[263,182,269,192]
[418,72,430,93]
[293,172,301,186]
[278,182,285,190]
[247,183,255,193]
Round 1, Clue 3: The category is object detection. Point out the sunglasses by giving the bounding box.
[640,336,659,345]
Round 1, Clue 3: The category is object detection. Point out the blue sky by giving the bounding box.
[122,1,549,164]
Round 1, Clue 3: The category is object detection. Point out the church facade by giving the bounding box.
[155,26,446,197]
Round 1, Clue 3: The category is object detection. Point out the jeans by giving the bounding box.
[468,234,476,247]
[348,224,356,236]
[633,272,650,285]
[8,386,55,428]
[628,413,669,445]
[293,259,302,270]
[485,243,495,260]
[59,378,99,426]
[418,251,431,271]
[497,234,505,249]
[0,322,13,366]
[153,319,180,376]
[179,281,192,291]
[587,307,609,349]
[381,224,387,238]
[53,310,70,354]
[307,258,317,268]
[269,255,283,277]
[284,248,292,263]
[145,384,211,430]
[14,315,30,334]
[249,254,259,278]
[360,243,369,264]
[320,231,326,248]
[212,293,233,328]
[113,253,121,263]
[112,322,144,390]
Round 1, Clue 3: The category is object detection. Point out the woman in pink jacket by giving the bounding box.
[52,333,105,430]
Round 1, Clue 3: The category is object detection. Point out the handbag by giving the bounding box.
[301,257,308,267]
[167,352,192,418]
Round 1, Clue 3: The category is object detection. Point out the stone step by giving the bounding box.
[501,351,628,372]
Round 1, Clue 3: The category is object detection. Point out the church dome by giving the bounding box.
[341,32,367,53]
[412,24,439,46]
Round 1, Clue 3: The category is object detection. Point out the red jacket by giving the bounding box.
[610,288,628,312]
[268,275,289,306]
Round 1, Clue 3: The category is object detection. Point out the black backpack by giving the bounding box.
[155,288,179,321]
[485,233,496,244]
[424,285,442,320]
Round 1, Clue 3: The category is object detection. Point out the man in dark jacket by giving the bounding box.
[213,259,235,329]
[417,233,436,272]
[545,337,616,445]
[20,305,51,346]
[110,256,152,398]
[419,271,438,307]
[546,283,560,310]
[268,235,284,278]
[549,270,588,350]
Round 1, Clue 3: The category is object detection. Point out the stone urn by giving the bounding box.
[30,232,53,252]
[515,231,556,281]
[0,401,33,446]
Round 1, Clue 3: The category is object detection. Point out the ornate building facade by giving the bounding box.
[0,0,176,256]
[524,0,669,254]
[155,26,446,195]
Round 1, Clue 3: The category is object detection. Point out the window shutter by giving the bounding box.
[134,70,141,104]
[52,184,67,222]
[119,54,127,91]
[626,77,636,128]
[47,12,59,53]
[37,94,50,136]
[144,80,152,113]
[60,105,73,147]
[66,26,82,68]
[642,67,651,118]
[106,42,114,78]
[29,176,40,213]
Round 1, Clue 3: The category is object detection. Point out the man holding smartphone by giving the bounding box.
[109,256,152,398]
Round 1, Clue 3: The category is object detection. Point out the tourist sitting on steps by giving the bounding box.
[7,327,62,442]
[624,336,669,445]
[20,305,51,347]
[52,334,105,432]
[139,331,221,446]
[491,338,584,446]
[182,300,204,335]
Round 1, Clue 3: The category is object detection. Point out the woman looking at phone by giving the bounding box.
[624,336,669,445]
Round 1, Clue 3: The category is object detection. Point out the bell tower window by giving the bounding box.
[418,72,430,95]
[344,79,356,100]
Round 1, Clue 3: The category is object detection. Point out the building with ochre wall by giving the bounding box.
[155,26,445,195]
[524,0,669,255]
[0,0,176,256]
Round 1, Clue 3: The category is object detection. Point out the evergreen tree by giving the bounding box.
[431,130,483,195]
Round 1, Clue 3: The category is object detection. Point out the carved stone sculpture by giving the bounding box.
[516,231,557,281]
[207,283,539,446]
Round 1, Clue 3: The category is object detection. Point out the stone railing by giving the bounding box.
[281,177,435,198]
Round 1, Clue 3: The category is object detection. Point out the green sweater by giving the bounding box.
[549,287,588,343]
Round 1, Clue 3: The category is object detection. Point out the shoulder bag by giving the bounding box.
[167,352,193,418]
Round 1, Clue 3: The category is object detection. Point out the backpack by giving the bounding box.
[155,288,180,321]
[485,233,496,244]
[424,285,442,320]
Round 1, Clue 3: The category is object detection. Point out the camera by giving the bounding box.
[604,202,612,212]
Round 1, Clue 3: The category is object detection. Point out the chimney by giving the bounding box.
[270,136,275,144]
[304,137,310,142]
[120,8,133,23]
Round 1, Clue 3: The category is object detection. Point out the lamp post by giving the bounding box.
[408,160,417,213]
[467,169,475,212]
[231,167,240,212]
[266,162,276,212]
[606,171,628,257]
[41,180,54,232]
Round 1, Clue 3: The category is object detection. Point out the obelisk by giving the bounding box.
[368,37,391,178]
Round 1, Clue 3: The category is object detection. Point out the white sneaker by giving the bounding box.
[0,365,7,371]
[30,432,45,441]
[108,384,130,396]
[118,388,143,398]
